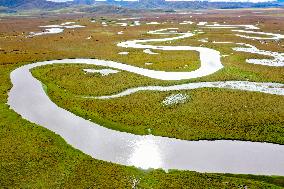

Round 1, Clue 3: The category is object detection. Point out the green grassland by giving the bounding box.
[1,11,284,188]
[32,63,284,144]
[30,19,284,144]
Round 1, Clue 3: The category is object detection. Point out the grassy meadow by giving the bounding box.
[30,12,284,144]
[1,9,284,188]
[32,63,284,144]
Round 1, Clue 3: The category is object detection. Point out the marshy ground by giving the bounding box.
[1,8,284,188]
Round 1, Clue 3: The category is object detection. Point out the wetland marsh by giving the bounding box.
[1,8,284,188]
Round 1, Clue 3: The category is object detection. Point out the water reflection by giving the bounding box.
[128,136,162,169]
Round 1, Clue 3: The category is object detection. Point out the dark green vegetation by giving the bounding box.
[1,10,284,188]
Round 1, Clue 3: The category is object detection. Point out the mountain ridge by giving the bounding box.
[0,0,283,10]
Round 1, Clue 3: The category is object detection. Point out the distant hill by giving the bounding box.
[91,0,283,9]
[0,0,283,11]
[119,0,282,9]
[0,0,72,9]
[78,4,142,14]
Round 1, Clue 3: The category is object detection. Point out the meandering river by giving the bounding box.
[8,28,284,175]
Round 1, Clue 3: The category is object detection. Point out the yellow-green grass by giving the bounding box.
[32,63,284,144]
[0,20,202,72]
